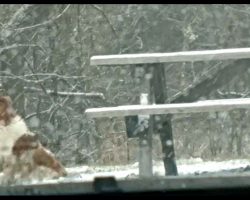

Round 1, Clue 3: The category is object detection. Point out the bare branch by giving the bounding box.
[20,73,88,80]
[4,5,33,28]
[0,75,50,83]
[12,4,71,32]
[0,71,89,83]
[217,90,250,98]
[0,44,37,54]
[24,55,56,105]
[24,87,105,99]
[227,5,250,15]
[90,4,119,39]
[1,4,33,38]
[24,109,50,120]
[0,5,34,40]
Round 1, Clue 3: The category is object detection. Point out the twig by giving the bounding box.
[13,5,71,32]
[0,71,89,83]
[1,4,33,35]
[217,90,250,98]
[227,5,250,15]
[21,73,87,80]
[24,87,105,99]
[0,44,37,54]
[24,109,50,120]
[24,55,56,105]
[90,4,118,39]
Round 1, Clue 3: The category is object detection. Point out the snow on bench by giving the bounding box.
[90,48,250,65]
[85,98,250,118]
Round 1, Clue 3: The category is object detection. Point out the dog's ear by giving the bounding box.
[0,96,16,125]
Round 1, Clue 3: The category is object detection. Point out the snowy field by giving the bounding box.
[2,158,250,186]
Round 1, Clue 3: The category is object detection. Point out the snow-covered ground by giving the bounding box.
[3,158,250,186]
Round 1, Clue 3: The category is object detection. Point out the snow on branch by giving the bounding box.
[1,5,33,39]
[91,48,250,65]
[0,44,37,54]
[2,5,33,29]
[0,71,88,82]
[85,98,250,118]
[216,90,250,98]
[24,87,105,99]
[90,5,118,39]
[13,5,71,32]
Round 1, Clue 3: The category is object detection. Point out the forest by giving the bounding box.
[1,4,250,169]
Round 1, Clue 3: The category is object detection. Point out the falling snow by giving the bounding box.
[142,140,147,145]
[29,117,40,128]
[166,140,172,146]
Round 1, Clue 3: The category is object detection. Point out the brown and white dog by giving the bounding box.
[0,96,67,184]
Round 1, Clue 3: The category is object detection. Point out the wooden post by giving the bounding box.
[138,93,153,177]
[150,64,178,176]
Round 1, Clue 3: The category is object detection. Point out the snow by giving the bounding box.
[177,159,250,175]
[166,140,173,146]
[85,98,250,118]
[1,158,250,186]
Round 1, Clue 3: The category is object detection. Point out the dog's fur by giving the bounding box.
[0,96,67,185]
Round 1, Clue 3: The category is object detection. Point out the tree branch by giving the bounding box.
[1,4,34,39]
[90,4,119,39]
[0,44,37,54]
[24,87,105,99]
[0,71,89,83]
[13,4,71,32]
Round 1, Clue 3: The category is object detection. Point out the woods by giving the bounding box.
[1,4,250,167]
